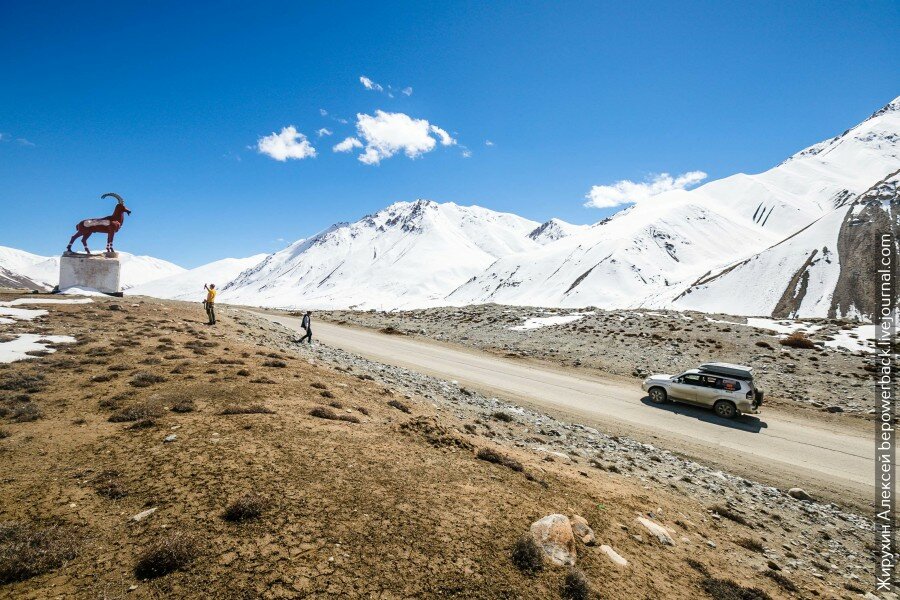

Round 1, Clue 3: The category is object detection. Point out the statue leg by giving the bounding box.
[67,232,81,253]
[82,232,92,254]
[107,230,115,253]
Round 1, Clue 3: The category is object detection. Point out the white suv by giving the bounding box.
[641,362,763,419]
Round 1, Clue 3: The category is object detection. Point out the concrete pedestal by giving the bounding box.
[59,253,122,294]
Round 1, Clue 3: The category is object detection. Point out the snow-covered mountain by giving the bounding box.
[449,96,900,318]
[0,245,185,291]
[527,218,590,244]
[127,254,268,301]
[221,200,541,310]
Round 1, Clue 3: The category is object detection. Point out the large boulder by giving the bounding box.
[530,514,576,566]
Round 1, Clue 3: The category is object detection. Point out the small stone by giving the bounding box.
[163,434,177,443]
[570,515,597,546]
[131,507,157,522]
[788,488,812,501]
[599,544,628,567]
[636,517,674,546]
[530,514,576,566]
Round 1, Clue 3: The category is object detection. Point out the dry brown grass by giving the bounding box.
[134,532,198,580]
[222,493,268,522]
[0,521,78,584]
[779,331,816,349]
[129,372,167,387]
[387,399,411,414]
[219,404,275,415]
[510,536,543,574]
[309,407,360,423]
[700,577,771,600]
[476,447,524,472]
[562,569,590,600]
[108,401,164,423]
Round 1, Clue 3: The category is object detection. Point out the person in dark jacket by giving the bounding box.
[300,311,312,344]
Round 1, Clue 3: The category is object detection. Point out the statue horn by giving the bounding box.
[101,192,125,203]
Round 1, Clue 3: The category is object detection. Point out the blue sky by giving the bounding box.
[1,1,897,268]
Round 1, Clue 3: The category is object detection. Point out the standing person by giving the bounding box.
[204,283,217,325]
[300,310,312,344]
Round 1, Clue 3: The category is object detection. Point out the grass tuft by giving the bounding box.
[510,536,543,574]
[387,399,411,414]
[476,447,524,472]
[0,521,78,584]
[780,331,815,349]
[133,532,198,580]
[129,372,167,387]
[219,404,274,415]
[222,494,268,522]
[562,569,590,600]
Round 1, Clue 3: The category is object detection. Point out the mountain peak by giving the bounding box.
[869,95,900,119]
[527,218,588,244]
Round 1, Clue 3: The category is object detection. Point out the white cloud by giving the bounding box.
[485,139,494,146]
[429,125,456,146]
[352,110,455,165]
[333,136,363,153]
[461,148,472,158]
[360,75,383,92]
[319,108,328,116]
[402,87,413,96]
[317,128,333,137]
[16,138,35,147]
[584,171,707,208]
[256,126,317,161]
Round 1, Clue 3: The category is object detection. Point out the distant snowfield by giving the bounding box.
[510,312,593,331]
[0,334,76,363]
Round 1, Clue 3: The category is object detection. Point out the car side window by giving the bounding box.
[682,374,702,386]
[699,375,720,388]
[722,379,740,391]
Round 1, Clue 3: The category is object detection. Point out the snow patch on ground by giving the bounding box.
[59,287,110,297]
[0,307,48,322]
[822,324,877,354]
[511,313,589,331]
[0,297,94,306]
[0,334,76,363]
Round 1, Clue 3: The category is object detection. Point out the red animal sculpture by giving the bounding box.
[66,193,132,255]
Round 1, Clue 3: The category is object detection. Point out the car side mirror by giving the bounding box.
[674,377,682,384]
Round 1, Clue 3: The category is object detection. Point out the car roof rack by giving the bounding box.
[698,362,753,380]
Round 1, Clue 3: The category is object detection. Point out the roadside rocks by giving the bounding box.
[530,514,576,566]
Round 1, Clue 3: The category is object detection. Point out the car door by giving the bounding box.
[694,375,722,407]
[668,373,701,402]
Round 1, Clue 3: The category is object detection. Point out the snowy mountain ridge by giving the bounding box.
[0,246,185,291]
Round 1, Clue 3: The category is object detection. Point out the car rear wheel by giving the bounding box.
[648,387,668,404]
[714,400,737,419]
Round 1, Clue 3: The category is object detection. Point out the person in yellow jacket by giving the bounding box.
[203,283,217,325]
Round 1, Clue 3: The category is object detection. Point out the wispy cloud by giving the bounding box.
[359,75,384,92]
[584,171,707,209]
[256,126,317,161]
[351,110,456,165]
[16,138,35,147]
[317,128,333,137]
[333,137,363,153]
[319,108,328,116]
[360,75,413,99]
[485,139,495,147]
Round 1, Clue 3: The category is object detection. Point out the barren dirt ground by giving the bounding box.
[0,292,878,599]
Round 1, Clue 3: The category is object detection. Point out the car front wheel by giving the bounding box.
[649,387,668,404]
[714,400,737,419]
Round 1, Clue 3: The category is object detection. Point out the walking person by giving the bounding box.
[204,283,217,325]
[300,310,312,344]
